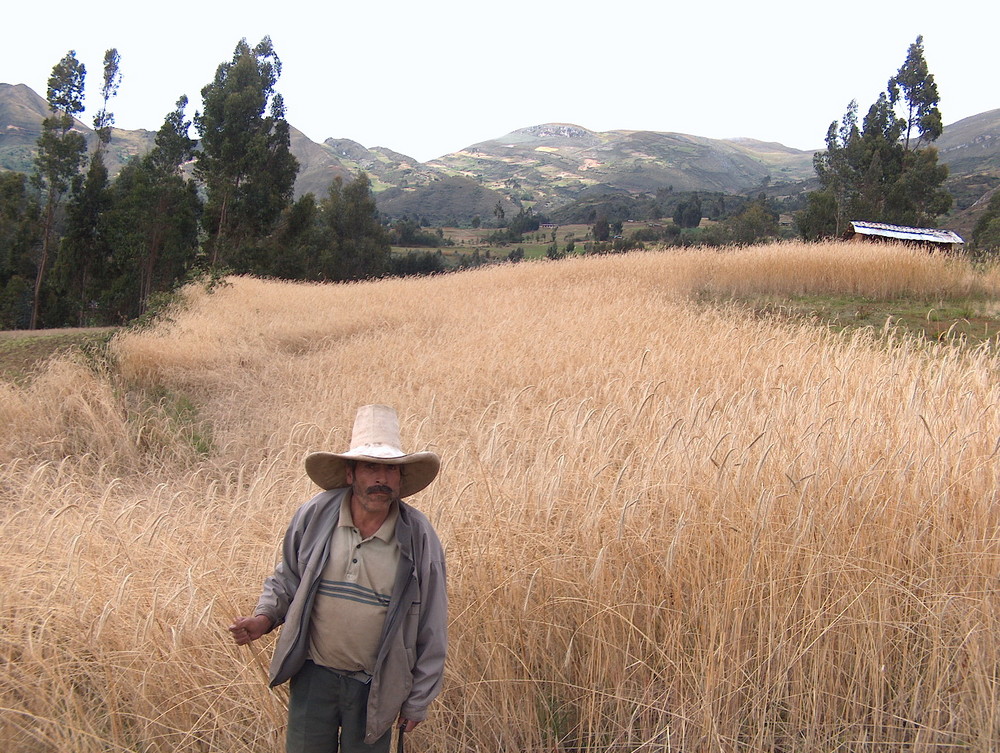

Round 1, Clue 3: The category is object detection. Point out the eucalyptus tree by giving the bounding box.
[92,49,122,155]
[56,49,121,325]
[807,101,862,236]
[0,173,41,328]
[103,96,201,320]
[194,37,299,269]
[798,35,950,238]
[887,35,943,151]
[886,35,950,224]
[30,50,87,328]
[317,173,391,280]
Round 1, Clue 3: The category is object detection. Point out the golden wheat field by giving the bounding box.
[2,241,1000,753]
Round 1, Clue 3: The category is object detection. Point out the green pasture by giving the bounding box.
[392,224,599,265]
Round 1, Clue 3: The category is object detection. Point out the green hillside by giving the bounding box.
[2,82,998,231]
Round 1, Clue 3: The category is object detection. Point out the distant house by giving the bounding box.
[845,221,965,252]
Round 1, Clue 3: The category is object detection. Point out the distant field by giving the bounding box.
[2,241,1000,752]
[392,223,597,263]
[441,223,593,246]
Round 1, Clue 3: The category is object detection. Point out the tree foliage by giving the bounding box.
[487,206,541,244]
[972,191,1000,255]
[55,49,122,325]
[102,96,202,320]
[673,194,702,228]
[194,37,299,268]
[725,196,780,246]
[593,216,610,242]
[316,173,391,281]
[390,219,451,248]
[30,50,88,328]
[242,194,321,279]
[92,49,121,152]
[55,154,112,324]
[0,173,41,328]
[887,35,943,151]
[389,250,446,277]
[798,36,951,239]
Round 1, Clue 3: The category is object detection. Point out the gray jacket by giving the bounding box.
[253,487,448,743]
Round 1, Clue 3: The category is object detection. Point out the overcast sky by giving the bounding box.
[4,0,997,163]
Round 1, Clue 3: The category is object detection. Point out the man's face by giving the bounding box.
[347,461,402,516]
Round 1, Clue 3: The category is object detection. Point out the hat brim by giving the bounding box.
[305,450,440,497]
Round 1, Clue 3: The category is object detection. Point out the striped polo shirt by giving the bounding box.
[307,495,401,673]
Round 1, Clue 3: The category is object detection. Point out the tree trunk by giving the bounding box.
[30,198,57,330]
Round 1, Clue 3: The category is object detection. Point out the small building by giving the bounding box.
[845,221,965,252]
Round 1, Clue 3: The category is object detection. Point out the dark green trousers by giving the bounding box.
[286,661,393,753]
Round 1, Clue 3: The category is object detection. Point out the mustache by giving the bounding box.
[366,484,394,496]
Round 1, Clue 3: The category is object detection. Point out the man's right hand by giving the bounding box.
[228,614,273,645]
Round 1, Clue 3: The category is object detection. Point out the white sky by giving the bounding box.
[3,0,997,164]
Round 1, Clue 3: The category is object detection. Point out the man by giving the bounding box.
[229,404,447,753]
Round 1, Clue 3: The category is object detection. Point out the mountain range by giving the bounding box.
[2,82,998,237]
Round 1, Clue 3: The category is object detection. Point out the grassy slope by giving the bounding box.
[0,328,116,383]
[5,248,1000,383]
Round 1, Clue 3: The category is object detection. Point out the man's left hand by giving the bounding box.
[398,717,421,733]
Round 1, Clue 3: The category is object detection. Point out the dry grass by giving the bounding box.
[2,240,1000,752]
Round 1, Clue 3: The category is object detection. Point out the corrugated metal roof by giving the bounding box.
[848,221,964,245]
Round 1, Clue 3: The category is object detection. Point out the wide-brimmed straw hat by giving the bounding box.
[304,404,440,497]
